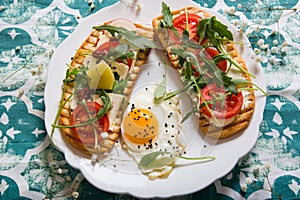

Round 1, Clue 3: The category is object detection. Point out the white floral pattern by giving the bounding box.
[0,0,299,199]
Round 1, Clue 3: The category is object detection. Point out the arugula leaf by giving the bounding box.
[138,151,216,167]
[104,44,132,59]
[198,50,223,83]
[181,105,197,123]
[197,17,233,42]
[93,25,156,50]
[211,16,233,41]
[221,73,238,94]
[112,79,128,94]
[161,2,173,28]
[232,79,268,96]
[164,82,192,100]
[160,2,180,38]
[171,48,201,70]
[154,72,167,101]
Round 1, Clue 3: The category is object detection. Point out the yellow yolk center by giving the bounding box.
[123,107,159,144]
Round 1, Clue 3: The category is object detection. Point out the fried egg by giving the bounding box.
[121,84,186,179]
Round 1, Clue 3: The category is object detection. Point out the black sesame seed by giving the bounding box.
[165,123,168,128]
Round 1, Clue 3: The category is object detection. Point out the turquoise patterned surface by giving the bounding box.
[0,0,299,199]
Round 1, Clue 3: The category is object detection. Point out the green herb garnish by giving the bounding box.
[104,43,135,63]
[197,17,255,78]
[138,151,215,167]
[154,62,167,101]
[160,2,180,38]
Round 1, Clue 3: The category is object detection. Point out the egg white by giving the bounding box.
[121,84,186,179]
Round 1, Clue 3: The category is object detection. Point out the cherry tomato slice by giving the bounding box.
[70,102,109,145]
[173,13,202,42]
[205,47,227,71]
[200,83,243,119]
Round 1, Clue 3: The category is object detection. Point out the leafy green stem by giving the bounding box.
[50,69,74,139]
[138,151,215,167]
[164,81,193,100]
[233,79,268,96]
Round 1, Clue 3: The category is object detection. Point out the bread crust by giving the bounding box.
[59,23,153,154]
[152,6,255,139]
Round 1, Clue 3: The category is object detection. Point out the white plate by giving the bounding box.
[44,0,266,198]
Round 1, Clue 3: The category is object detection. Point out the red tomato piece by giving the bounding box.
[173,13,201,42]
[205,47,227,71]
[117,57,133,68]
[70,102,109,145]
[200,83,243,119]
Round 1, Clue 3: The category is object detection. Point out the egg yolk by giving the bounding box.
[123,107,159,144]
